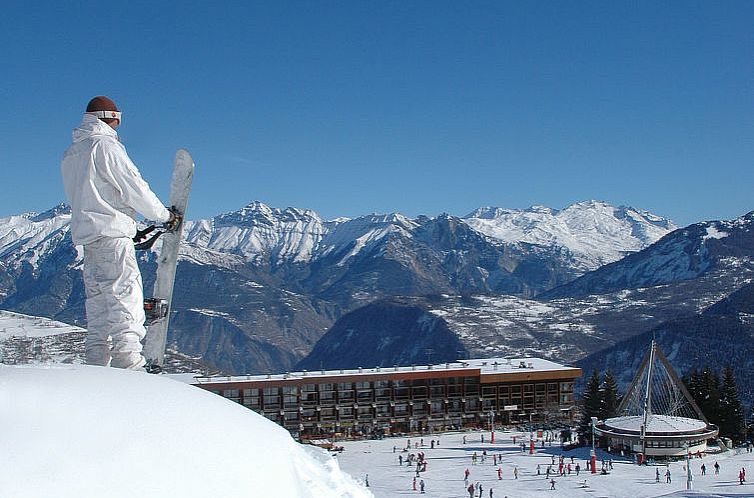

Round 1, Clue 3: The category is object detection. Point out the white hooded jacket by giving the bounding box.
[61,114,170,245]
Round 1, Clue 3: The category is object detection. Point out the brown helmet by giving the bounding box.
[86,96,121,124]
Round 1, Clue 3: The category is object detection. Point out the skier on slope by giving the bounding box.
[61,96,180,371]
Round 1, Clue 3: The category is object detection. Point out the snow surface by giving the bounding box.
[0,364,371,498]
[0,309,82,340]
[335,429,754,498]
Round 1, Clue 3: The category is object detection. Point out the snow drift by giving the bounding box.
[0,364,371,498]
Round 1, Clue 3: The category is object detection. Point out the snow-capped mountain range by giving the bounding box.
[0,199,674,276]
[5,200,752,378]
[180,200,674,271]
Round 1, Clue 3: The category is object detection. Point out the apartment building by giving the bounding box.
[187,357,581,438]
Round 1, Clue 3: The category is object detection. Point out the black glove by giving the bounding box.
[163,206,183,232]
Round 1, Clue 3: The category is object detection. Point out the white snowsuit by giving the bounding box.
[61,114,170,369]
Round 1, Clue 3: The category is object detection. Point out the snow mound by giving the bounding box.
[0,364,371,498]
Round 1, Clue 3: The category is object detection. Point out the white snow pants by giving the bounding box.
[82,237,147,370]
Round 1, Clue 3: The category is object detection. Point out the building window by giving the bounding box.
[243,397,260,408]
[263,395,280,407]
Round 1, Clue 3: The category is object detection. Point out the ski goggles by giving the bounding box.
[87,110,122,122]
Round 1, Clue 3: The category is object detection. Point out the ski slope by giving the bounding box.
[336,429,754,497]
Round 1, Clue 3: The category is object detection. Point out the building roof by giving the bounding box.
[170,357,580,386]
[604,415,708,434]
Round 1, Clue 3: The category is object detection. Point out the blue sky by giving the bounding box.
[1,1,752,227]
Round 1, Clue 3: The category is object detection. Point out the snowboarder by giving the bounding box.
[61,96,179,371]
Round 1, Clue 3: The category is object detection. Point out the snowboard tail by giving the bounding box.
[143,149,194,368]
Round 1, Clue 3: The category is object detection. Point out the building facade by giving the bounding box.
[188,358,581,438]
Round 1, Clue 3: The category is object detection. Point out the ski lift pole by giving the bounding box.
[591,417,598,473]
[685,442,693,490]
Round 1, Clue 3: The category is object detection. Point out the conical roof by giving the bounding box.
[616,340,707,422]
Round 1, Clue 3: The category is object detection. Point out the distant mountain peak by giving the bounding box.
[462,200,677,271]
[214,201,321,228]
[30,203,71,222]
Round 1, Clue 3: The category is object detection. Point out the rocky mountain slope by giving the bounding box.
[575,281,754,408]
[291,211,754,375]
[542,211,754,298]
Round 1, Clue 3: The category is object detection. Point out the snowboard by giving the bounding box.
[143,149,194,369]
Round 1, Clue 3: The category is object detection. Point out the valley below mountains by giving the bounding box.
[2,200,753,403]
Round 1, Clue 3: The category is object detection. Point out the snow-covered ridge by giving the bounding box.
[0,203,73,271]
[183,200,674,270]
[462,200,677,271]
[1,200,676,272]
[0,309,84,340]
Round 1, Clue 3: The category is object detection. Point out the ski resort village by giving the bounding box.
[2,2,754,498]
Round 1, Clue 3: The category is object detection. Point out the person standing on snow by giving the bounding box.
[61,96,179,371]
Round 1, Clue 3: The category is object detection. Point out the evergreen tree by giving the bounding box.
[682,368,701,402]
[579,370,602,442]
[696,367,721,425]
[718,366,745,442]
[600,369,620,420]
